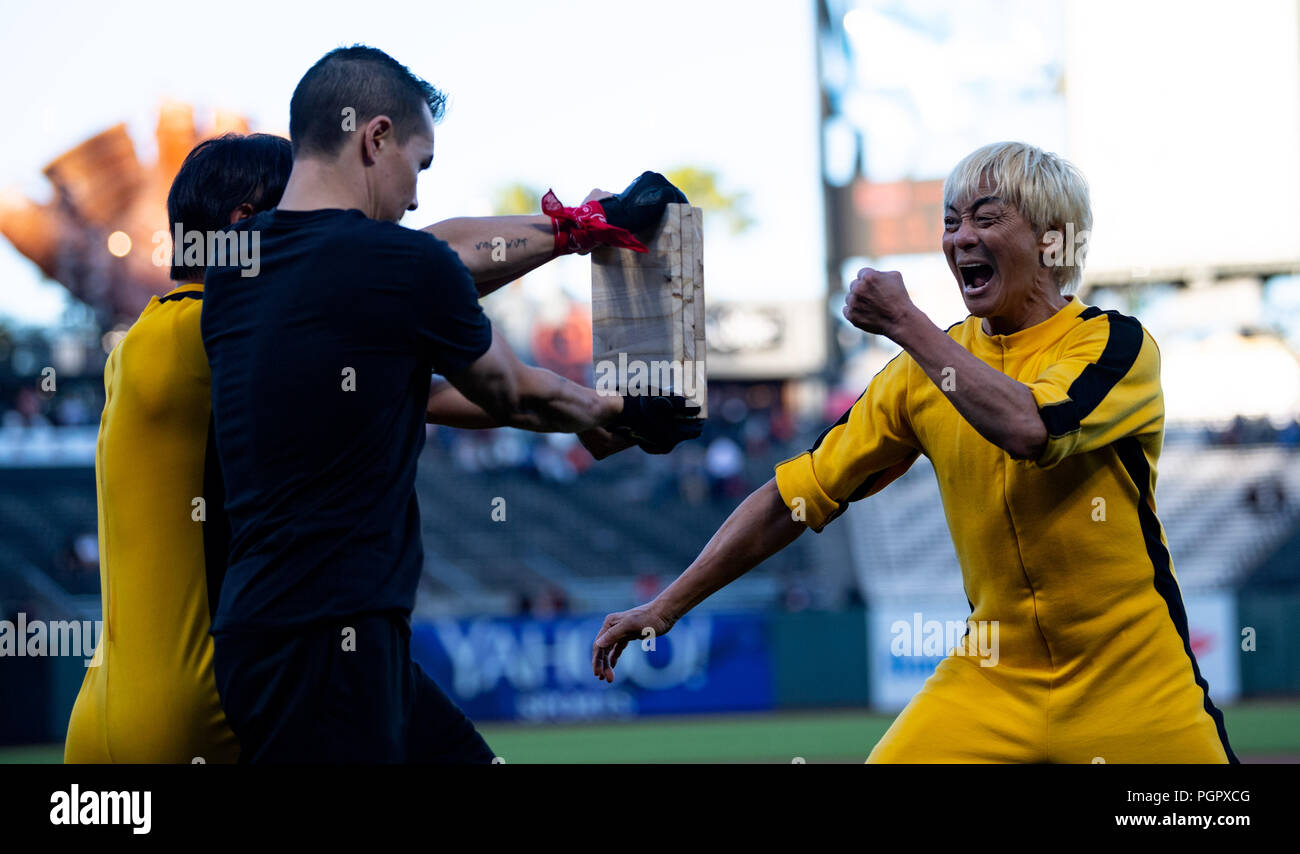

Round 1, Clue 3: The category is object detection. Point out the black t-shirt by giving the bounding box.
[201,208,492,632]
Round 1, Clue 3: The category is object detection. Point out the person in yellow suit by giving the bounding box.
[65,130,642,762]
[63,133,292,763]
[592,141,1235,764]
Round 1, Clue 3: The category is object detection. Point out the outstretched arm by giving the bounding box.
[422,214,557,298]
[425,172,688,298]
[426,377,636,458]
[592,478,805,682]
[425,379,499,429]
[444,327,622,433]
[446,324,700,453]
[423,187,620,297]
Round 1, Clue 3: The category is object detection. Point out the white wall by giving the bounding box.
[1064,0,1300,274]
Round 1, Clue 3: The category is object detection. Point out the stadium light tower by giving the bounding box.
[815,0,865,375]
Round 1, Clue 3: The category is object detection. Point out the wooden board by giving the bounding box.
[591,203,706,417]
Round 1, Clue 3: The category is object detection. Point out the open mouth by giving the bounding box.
[959,262,996,295]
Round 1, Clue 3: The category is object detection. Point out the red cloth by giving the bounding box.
[541,190,648,257]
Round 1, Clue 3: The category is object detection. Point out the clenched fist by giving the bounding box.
[842,267,917,339]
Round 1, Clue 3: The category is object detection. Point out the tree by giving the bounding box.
[664,166,753,235]
[490,168,753,235]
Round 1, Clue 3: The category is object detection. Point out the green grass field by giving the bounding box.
[4,700,1297,763]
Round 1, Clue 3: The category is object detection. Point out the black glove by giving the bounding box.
[598,172,689,235]
[607,393,703,455]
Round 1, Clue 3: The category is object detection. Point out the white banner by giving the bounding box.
[868,590,1240,711]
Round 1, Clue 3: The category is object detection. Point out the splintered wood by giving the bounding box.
[591,204,707,417]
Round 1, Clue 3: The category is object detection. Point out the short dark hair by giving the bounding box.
[289,44,445,158]
[166,133,292,281]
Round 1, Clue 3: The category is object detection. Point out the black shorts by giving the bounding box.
[213,611,493,764]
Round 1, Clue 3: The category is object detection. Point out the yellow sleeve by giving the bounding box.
[172,297,211,386]
[1027,310,1163,469]
[774,352,920,532]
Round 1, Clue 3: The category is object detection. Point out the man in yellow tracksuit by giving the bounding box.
[591,141,1235,763]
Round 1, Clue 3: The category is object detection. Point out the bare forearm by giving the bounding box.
[892,311,1046,458]
[423,216,554,296]
[655,480,804,622]
[426,380,499,429]
[505,367,622,433]
[426,378,633,467]
[449,327,623,433]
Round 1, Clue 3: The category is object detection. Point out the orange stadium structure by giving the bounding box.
[0,102,249,328]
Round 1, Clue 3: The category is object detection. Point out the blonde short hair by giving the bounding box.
[943,141,1092,294]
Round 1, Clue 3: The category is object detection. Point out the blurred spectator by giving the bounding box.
[53,393,93,427]
[1206,415,1300,447]
[1245,478,1288,514]
[671,442,709,506]
[718,395,748,426]
[54,532,99,595]
[531,434,579,484]
[633,573,662,602]
[705,435,746,501]
[779,580,812,612]
[2,388,52,429]
[517,586,571,618]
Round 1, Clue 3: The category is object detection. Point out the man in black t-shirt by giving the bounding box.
[202,45,698,762]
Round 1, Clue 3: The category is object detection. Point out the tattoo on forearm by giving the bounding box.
[473,238,528,252]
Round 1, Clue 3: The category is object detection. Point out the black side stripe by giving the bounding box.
[846,450,919,504]
[810,390,865,453]
[808,350,907,452]
[1039,310,1144,438]
[159,291,203,303]
[801,401,887,529]
[202,415,230,623]
[847,469,885,503]
[811,317,967,453]
[1115,437,1239,763]
[808,320,965,520]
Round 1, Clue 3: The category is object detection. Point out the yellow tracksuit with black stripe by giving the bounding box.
[775,296,1234,763]
[64,283,239,763]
